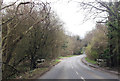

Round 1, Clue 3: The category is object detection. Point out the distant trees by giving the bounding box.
[72,35,82,55]
[61,35,82,56]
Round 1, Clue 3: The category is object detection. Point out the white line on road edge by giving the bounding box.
[81,76,85,81]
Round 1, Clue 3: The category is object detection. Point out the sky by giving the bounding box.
[3,0,101,38]
[48,0,96,38]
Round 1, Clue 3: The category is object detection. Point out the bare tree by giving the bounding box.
[77,0,120,68]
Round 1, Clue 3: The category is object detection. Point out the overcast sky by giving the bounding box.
[3,0,100,38]
[48,0,96,38]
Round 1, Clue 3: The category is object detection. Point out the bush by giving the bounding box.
[85,24,108,61]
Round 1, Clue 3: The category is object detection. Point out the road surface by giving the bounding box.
[39,54,119,80]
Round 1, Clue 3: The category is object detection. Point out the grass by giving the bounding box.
[66,55,78,57]
[54,55,78,64]
[59,56,65,59]
[55,59,61,62]
[85,57,97,65]
[59,55,78,59]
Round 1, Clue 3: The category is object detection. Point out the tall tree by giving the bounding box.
[78,0,120,67]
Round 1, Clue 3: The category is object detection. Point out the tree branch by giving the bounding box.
[0,1,18,11]
[81,2,107,12]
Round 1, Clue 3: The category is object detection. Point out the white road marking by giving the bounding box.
[81,76,85,81]
[72,65,74,69]
[76,71,79,75]
[75,71,85,81]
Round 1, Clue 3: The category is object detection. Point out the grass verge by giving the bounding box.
[59,55,78,59]
[16,55,78,79]
[16,68,48,79]
[85,57,97,65]
[16,59,61,79]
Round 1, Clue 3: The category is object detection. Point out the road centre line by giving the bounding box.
[72,65,74,69]
[75,71,85,81]
[76,71,79,75]
[81,76,85,81]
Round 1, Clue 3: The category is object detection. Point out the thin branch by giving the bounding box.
[15,2,32,15]
[14,55,29,66]
[97,1,117,19]
[0,0,18,11]
[3,62,20,73]
[81,2,107,12]
[1,2,34,26]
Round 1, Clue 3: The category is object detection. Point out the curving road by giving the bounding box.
[39,54,119,80]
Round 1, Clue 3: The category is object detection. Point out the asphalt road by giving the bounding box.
[39,54,119,80]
